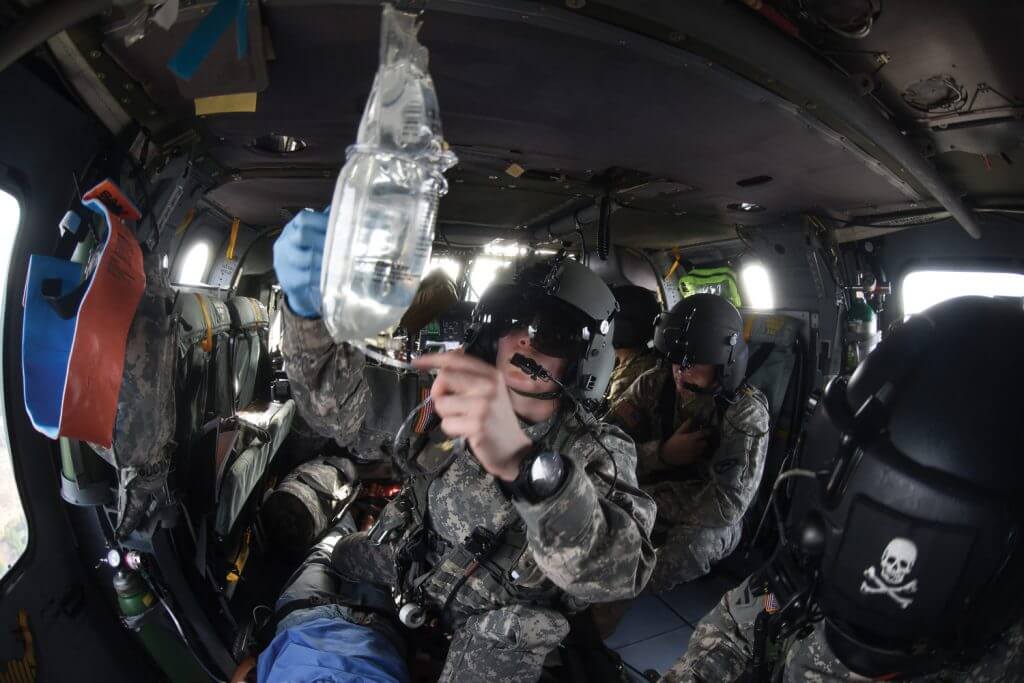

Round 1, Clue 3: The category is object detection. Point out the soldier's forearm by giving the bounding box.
[513,456,657,601]
[281,306,370,445]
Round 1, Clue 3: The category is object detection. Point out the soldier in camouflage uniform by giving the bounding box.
[661,297,1024,682]
[610,294,769,592]
[606,285,663,402]
[268,209,656,682]
[661,578,1024,682]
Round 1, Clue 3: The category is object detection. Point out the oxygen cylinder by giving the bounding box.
[113,570,208,682]
[843,293,879,372]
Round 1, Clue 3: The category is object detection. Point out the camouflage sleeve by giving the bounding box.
[606,363,633,404]
[660,391,769,528]
[607,367,667,479]
[963,618,1024,682]
[660,579,759,683]
[281,306,370,447]
[512,424,657,602]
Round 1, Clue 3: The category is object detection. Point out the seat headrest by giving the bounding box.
[176,293,231,349]
[226,297,269,332]
[743,312,801,348]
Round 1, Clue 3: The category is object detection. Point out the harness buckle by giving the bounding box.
[465,526,497,560]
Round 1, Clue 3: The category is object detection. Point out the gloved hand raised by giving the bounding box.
[273,209,327,319]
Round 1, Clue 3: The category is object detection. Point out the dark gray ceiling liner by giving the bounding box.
[107,1,968,243]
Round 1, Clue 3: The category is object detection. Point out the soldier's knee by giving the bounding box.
[464,604,570,651]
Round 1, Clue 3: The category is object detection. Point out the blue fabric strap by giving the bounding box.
[168,0,249,81]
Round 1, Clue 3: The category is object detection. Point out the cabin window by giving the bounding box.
[0,188,28,580]
[467,256,512,302]
[741,262,775,310]
[902,269,1024,317]
[176,241,212,285]
[427,255,462,285]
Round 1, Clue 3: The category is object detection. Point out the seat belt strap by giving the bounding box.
[744,343,776,383]
[195,294,214,353]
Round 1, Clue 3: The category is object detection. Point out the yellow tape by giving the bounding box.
[665,257,681,280]
[175,207,195,235]
[194,92,258,115]
[227,530,252,583]
[226,217,240,260]
[195,294,214,353]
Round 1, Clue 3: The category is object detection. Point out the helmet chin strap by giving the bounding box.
[509,354,566,401]
[510,386,563,400]
[682,381,718,395]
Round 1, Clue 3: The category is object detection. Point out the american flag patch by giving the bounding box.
[414,387,435,433]
[764,592,780,614]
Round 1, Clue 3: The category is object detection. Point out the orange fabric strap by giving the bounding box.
[226,217,241,260]
[195,294,214,353]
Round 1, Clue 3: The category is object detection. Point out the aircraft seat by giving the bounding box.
[174,293,234,441]
[732,310,809,560]
[214,399,296,537]
[742,312,804,427]
[226,297,270,410]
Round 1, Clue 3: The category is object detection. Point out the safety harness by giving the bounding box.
[368,437,557,627]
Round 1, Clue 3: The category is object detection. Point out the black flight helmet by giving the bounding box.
[778,296,1024,678]
[610,285,661,350]
[466,254,617,404]
[653,293,748,394]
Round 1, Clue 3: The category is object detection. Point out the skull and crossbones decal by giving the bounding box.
[859,537,919,609]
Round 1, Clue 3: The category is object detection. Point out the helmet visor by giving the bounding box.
[493,296,594,359]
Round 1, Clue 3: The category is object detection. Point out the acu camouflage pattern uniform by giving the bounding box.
[607,350,662,403]
[661,577,1024,682]
[282,307,657,682]
[610,365,769,592]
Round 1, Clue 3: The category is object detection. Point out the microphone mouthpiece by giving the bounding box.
[511,353,544,379]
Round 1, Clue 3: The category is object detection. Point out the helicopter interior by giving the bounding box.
[1,0,1024,681]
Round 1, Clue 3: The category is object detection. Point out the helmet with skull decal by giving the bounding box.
[773,296,1024,679]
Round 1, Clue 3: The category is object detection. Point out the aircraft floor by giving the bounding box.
[606,573,739,680]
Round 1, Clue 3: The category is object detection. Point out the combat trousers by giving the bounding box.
[331,531,570,683]
[646,522,742,594]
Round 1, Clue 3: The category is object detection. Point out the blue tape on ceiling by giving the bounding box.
[168,0,248,81]
[235,0,248,59]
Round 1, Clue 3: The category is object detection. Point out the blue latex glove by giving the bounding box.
[274,208,327,319]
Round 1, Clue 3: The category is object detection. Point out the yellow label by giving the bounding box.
[194,92,258,115]
[142,592,155,608]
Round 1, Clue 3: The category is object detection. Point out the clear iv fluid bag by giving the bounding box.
[320,5,456,343]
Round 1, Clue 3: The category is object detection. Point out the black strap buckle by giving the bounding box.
[464,526,497,560]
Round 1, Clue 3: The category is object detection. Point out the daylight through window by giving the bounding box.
[176,241,212,285]
[741,263,775,310]
[467,256,511,301]
[902,269,1024,317]
[0,189,28,580]
[427,256,462,284]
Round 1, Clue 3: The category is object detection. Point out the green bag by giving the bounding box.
[678,266,743,307]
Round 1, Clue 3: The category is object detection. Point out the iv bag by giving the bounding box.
[321,4,457,344]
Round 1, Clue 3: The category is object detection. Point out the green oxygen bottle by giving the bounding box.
[844,292,879,372]
[113,569,209,682]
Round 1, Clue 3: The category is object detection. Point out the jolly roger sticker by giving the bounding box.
[832,499,977,624]
[860,537,919,609]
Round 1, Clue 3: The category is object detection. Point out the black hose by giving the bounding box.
[0,0,114,73]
